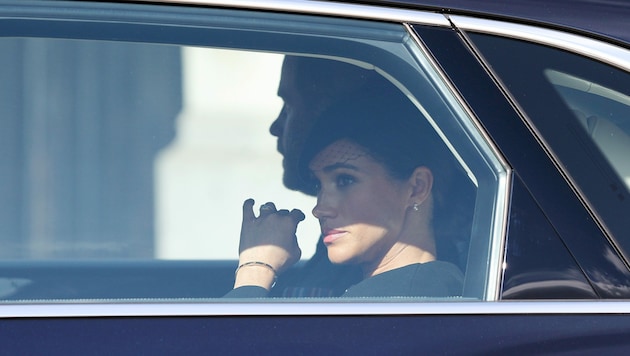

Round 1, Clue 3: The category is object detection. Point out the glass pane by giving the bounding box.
[545,69,630,190]
[0,6,504,302]
[468,32,630,263]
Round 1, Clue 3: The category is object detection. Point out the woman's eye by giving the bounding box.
[336,174,355,187]
[306,173,321,193]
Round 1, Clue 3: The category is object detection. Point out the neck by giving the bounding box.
[363,241,436,278]
[363,208,436,278]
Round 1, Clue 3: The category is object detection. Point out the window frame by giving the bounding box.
[0,0,508,312]
[446,16,630,298]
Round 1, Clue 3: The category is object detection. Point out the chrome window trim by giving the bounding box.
[448,16,630,72]
[3,301,630,318]
[404,24,511,301]
[135,0,451,26]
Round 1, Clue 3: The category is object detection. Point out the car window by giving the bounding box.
[468,32,630,263]
[545,69,630,190]
[0,3,506,302]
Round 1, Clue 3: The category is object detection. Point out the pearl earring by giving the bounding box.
[413,203,420,211]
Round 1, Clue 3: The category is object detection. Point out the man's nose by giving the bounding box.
[269,105,287,137]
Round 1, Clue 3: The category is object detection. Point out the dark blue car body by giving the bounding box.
[3,0,630,354]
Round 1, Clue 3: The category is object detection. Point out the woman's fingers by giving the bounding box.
[259,201,276,217]
[262,206,304,228]
[290,209,305,223]
[246,200,303,227]
[277,209,290,216]
[242,198,256,223]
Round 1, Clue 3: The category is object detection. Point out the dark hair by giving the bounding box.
[298,83,450,190]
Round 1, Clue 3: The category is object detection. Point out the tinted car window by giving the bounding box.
[468,33,630,264]
[0,4,505,302]
[545,69,630,190]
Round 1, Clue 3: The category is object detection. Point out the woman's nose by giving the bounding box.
[312,195,337,220]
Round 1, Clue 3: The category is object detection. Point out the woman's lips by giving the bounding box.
[322,229,346,245]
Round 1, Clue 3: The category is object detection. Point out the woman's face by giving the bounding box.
[309,139,412,268]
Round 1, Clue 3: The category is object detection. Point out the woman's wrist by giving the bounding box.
[234,261,278,290]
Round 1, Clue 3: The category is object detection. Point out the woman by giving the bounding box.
[226,83,464,298]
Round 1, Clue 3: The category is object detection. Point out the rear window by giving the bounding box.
[468,32,630,261]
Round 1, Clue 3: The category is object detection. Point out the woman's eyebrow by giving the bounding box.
[322,162,359,173]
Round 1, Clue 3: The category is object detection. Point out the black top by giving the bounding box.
[224,261,463,298]
[343,261,463,297]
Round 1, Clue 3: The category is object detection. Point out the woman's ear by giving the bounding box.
[408,166,433,206]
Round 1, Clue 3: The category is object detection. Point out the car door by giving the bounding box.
[2,1,630,354]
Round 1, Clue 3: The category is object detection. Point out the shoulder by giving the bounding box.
[408,261,464,295]
[413,260,464,278]
[342,261,463,298]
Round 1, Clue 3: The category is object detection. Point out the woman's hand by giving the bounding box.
[235,198,305,290]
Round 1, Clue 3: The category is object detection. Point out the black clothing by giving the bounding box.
[342,261,463,298]
[223,261,463,298]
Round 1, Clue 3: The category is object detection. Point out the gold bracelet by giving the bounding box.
[235,261,278,288]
